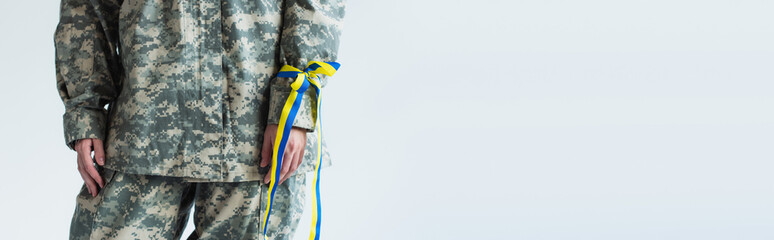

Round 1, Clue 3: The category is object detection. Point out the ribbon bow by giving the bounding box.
[261,61,340,240]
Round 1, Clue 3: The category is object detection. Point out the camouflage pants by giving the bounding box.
[69,166,307,240]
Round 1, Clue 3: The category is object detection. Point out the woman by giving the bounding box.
[54,0,345,239]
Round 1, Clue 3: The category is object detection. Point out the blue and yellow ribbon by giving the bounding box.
[261,61,340,240]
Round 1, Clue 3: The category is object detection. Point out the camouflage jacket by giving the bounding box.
[54,0,345,182]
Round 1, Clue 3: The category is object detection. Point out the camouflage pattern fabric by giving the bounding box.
[70,166,308,240]
[54,0,345,182]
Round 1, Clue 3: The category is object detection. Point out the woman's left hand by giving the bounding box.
[260,124,307,185]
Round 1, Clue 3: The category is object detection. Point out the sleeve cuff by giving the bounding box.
[266,76,317,132]
[63,108,108,151]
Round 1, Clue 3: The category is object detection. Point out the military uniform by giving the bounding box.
[69,166,309,239]
[54,0,344,238]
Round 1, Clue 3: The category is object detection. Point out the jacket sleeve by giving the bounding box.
[266,0,346,132]
[54,0,122,151]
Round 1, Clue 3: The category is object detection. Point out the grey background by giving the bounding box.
[1,0,773,239]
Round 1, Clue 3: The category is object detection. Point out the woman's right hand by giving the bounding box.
[74,138,105,197]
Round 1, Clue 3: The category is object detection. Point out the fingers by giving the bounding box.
[280,142,305,185]
[78,139,103,194]
[262,124,306,185]
[84,160,104,190]
[284,128,306,184]
[290,147,303,176]
[263,169,272,184]
[278,149,296,185]
[294,141,305,173]
[81,140,104,189]
[93,139,105,166]
[279,154,299,185]
[77,166,98,197]
[76,141,100,197]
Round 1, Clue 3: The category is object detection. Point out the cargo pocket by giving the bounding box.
[76,166,118,198]
[98,167,118,196]
[70,167,120,239]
